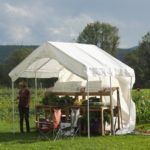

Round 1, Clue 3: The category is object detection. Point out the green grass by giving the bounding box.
[0,88,150,150]
[0,121,150,150]
[0,133,150,150]
[135,124,150,132]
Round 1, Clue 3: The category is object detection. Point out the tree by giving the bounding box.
[77,21,120,56]
[125,32,150,88]
[6,48,33,69]
[2,48,33,86]
[0,64,4,85]
[137,32,150,87]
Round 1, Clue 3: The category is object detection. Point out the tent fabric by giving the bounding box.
[51,77,135,134]
[9,41,135,82]
[52,81,82,92]
[9,41,136,134]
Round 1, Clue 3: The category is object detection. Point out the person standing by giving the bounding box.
[18,81,30,133]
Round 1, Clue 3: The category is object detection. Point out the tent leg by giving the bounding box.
[34,77,37,111]
[110,77,115,135]
[100,107,104,135]
[128,77,132,131]
[87,79,90,138]
[12,81,15,134]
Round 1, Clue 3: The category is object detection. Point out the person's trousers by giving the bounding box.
[19,106,30,133]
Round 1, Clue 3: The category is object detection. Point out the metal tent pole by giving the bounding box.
[110,76,115,135]
[87,79,90,138]
[35,77,38,109]
[128,77,132,131]
[12,81,15,133]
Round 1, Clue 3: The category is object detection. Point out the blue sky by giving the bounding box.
[0,0,149,48]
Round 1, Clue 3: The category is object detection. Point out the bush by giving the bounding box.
[132,89,150,124]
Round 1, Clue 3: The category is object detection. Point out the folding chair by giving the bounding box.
[53,108,62,140]
[54,108,80,141]
[35,105,52,140]
[70,108,80,136]
[37,118,52,140]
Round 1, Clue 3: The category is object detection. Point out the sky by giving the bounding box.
[0,0,149,48]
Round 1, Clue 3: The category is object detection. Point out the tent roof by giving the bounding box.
[9,41,135,82]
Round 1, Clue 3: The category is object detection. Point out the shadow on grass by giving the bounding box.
[0,130,53,144]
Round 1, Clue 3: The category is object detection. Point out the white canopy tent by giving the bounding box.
[9,41,136,136]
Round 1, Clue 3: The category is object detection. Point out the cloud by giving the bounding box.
[98,16,148,48]
[7,26,31,42]
[4,3,33,18]
[47,14,93,42]
[0,0,150,47]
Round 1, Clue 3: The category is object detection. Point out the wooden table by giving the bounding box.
[35,87,122,135]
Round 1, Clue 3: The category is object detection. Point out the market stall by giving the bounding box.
[9,41,136,136]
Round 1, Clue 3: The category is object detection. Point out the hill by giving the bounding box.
[116,46,137,62]
[0,45,136,64]
[0,45,38,63]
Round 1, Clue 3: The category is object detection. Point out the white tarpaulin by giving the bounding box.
[9,41,135,82]
[9,41,136,135]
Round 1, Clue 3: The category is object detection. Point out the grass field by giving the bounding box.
[0,136,150,150]
[0,121,150,150]
[0,88,150,150]
[0,131,150,150]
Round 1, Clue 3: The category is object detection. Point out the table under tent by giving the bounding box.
[9,41,136,137]
[35,81,123,136]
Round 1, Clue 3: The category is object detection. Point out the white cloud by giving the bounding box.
[48,27,65,35]
[4,3,32,18]
[99,17,147,48]
[47,14,93,41]
[8,26,31,42]
[0,0,150,47]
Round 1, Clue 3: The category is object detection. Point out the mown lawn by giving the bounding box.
[0,121,150,150]
[0,132,150,150]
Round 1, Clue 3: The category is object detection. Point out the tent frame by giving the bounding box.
[9,41,135,136]
[11,77,118,136]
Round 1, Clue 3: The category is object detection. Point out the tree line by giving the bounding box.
[0,21,149,88]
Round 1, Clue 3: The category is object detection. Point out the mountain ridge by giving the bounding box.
[0,45,136,63]
[0,45,38,63]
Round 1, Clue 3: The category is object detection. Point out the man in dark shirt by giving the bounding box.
[18,81,30,133]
